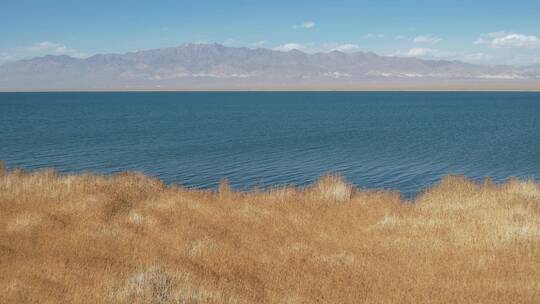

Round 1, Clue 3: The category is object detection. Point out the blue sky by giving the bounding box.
[1,0,539,65]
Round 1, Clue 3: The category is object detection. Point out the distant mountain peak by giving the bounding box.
[1,43,539,90]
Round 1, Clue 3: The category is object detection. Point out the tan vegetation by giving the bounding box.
[0,162,539,303]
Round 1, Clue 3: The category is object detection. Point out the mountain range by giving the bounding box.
[1,43,539,91]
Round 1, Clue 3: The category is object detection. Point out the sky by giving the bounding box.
[1,0,540,66]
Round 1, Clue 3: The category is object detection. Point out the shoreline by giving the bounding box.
[2,89,540,93]
[1,162,536,199]
[2,83,540,93]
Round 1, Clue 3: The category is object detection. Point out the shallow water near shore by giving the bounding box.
[1,91,539,197]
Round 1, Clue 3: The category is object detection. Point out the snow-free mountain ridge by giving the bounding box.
[1,43,539,90]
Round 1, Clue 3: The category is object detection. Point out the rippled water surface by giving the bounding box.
[1,92,539,196]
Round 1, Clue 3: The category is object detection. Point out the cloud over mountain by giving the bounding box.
[475,32,540,49]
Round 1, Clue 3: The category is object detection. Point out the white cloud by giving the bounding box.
[492,34,539,48]
[412,35,442,44]
[400,47,455,58]
[473,38,487,45]
[0,41,88,63]
[395,48,497,64]
[250,40,269,47]
[27,42,68,53]
[364,33,384,39]
[293,21,315,29]
[273,42,360,54]
[0,53,15,64]
[393,34,442,43]
[475,32,540,49]
[273,43,306,52]
[24,41,86,57]
[328,44,360,52]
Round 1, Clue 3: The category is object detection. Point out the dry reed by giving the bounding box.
[0,163,539,303]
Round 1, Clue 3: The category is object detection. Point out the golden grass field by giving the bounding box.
[0,161,539,303]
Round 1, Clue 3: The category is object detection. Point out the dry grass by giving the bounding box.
[0,162,539,303]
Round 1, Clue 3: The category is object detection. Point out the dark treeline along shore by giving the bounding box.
[0,91,539,197]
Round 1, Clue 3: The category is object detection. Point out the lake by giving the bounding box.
[1,91,539,197]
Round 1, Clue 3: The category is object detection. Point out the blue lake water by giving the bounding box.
[0,91,539,197]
